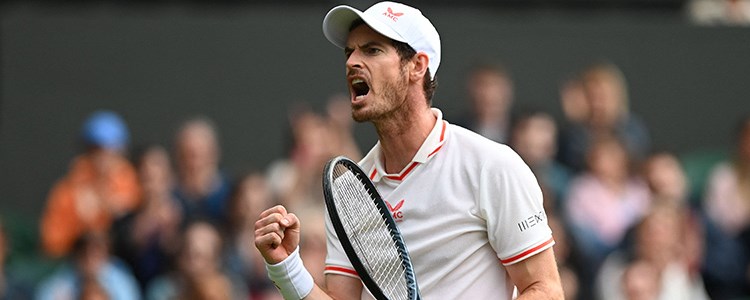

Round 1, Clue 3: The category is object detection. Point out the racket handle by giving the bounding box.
[266,246,315,300]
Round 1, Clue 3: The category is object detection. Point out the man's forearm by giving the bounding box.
[516,280,564,300]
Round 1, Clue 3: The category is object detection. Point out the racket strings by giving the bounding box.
[332,165,410,300]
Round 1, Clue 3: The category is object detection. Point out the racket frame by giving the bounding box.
[323,156,420,300]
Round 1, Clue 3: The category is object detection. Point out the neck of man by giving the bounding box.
[373,96,436,174]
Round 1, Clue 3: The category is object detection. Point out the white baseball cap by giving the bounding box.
[322,1,441,79]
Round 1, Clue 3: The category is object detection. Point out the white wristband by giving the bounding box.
[266,247,314,300]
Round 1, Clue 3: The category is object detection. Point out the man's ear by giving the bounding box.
[410,52,429,82]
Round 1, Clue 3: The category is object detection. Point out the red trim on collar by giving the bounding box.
[384,162,419,181]
[428,144,443,157]
[440,120,446,142]
[371,121,448,182]
[427,121,447,158]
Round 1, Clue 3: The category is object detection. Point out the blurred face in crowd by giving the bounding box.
[233,173,272,226]
[180,222,221,277]
[583,68,626,128]
[138,146,173,199]
[643,153,687,202]
[89,147,123,175]
[292,111,332,167]
[467,68,513,121]
[345,24,410,123]
[175,121,219,177]
[636,206,681,268]
[587,138,629,183]
[560,79,589,124]
[511,113,557,166]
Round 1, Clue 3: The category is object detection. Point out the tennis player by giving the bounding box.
[254,1,563,299]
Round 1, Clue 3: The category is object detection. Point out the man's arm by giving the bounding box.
[505,247,564,299]
[255,205,362,300]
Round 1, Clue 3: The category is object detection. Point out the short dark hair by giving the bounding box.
[390,39,437,104]
[349,20,437,104]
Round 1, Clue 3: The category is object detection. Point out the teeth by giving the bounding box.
[352,79,364,84]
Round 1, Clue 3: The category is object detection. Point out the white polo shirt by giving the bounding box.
[324,108,554,299]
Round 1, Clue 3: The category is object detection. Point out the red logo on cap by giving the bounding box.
[383,7,403,22]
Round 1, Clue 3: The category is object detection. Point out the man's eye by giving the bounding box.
[366,48,382,54]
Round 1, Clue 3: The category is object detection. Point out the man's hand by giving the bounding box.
[254,205,301,264]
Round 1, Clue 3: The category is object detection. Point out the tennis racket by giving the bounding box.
[322,156,421,300]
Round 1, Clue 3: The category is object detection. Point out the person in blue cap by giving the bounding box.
[40,110,142,258]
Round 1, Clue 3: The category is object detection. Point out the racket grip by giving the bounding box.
[266,246,314,300]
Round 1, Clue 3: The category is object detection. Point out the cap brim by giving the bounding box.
[323,5,406,49]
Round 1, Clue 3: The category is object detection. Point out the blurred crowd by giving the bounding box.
[1,60,749,300]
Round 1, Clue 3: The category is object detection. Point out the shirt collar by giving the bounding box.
[365,108,448,182]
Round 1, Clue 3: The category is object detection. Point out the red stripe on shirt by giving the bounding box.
[428,121,447,157]
[500,237,555,265]
[324,266,359,277]
[428,144,443,157]
[385,162,419,181]
[440,121,446,141]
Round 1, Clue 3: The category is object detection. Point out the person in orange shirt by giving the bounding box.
[40,110,141,258]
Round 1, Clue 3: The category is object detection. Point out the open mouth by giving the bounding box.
[351,79,370,99]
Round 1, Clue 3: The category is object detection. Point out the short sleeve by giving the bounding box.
[479,145,554,265]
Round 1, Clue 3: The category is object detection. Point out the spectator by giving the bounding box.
[35,231,141,300]
[641,152,706,286]
[224,172,281,300]
[705,114,750,236]
[597,204,710,300]
[267,108,330,212]
[40,110,141,258]
[558,62,651,172]
[112,145,182,290]
[701,114,750,298]
[509,109,571,208]
[172,117,233,227]
[642,151,692,207]
[0,219,33,300]
[146,219,245,300]
[267,101,358,213]
[564,136,651,295]
[324,94,363,162]
[559,76,589,126]
[620,259,660,300]
[687,0,750,25]
[454,62,514,143]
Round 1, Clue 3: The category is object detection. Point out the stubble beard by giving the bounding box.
[352,68,409,123]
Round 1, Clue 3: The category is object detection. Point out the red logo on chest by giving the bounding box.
[386,199,405,222]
